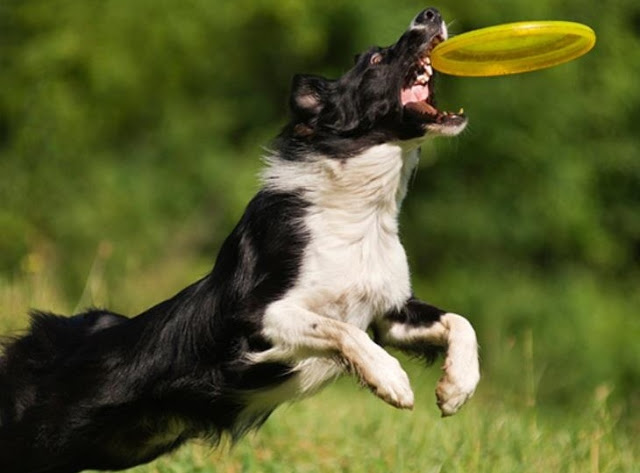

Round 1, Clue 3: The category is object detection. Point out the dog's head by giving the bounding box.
[281,8,467,157]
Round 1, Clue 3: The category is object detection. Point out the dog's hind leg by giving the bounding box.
[249,302,414,409]
[374,298,480,416]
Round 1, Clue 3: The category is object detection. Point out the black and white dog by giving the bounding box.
[0,8,479,473]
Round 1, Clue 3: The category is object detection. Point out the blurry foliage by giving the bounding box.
[0,1,638,418]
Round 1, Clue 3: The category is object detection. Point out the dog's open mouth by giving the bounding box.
[401,34,465,126]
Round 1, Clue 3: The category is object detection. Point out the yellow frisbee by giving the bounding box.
[431,21,596,77]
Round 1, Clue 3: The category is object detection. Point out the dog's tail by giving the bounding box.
[0,309,127,432]
[0,309,129,472]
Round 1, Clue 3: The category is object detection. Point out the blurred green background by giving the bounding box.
[1,0,638,450]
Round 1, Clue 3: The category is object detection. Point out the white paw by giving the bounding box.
[436,313,480,416]
[436,358,479,416]
[359,346,414,409]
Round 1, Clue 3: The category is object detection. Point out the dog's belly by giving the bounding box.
[99,415,188,470]
[241,358,342,421]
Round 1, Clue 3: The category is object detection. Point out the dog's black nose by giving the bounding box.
[411,8,442,28]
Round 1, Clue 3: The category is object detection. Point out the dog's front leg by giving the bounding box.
[375,298,480,416]
[249,301,414,409]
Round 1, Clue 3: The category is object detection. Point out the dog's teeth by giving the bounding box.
[416,74,429,84]
[426,65,433,76]
[426,57,431,65]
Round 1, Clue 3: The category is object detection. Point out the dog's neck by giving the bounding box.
[262,143,420,229]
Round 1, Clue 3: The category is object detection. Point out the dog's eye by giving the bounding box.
[370,53,383,65]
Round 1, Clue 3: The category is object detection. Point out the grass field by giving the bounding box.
[115,369,637,473]
[1,262,637,473]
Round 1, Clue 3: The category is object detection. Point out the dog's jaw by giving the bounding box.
[400,16,468,137]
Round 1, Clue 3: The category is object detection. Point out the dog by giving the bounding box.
[0,8,479,473]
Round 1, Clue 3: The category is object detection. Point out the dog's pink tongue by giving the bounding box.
[401,84,429,105]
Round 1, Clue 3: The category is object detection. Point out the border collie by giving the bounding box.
[0,8,479,473]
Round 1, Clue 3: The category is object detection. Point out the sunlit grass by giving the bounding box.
[123,375,636,473]
[1,263,637,473]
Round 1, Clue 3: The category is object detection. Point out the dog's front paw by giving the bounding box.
[372,359,415,410]
[436,313,480,416]
[357,346,414,409]
[436,358,479,416]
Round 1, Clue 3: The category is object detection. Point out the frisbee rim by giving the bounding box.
[431,21,596,77]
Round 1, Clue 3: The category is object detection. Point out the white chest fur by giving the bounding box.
[263,143,420,329]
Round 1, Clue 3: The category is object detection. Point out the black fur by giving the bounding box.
[278,10,463,159]
[375,298,446,364]
[0,190,309,472]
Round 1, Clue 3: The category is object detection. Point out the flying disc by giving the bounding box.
[430,21,596,77]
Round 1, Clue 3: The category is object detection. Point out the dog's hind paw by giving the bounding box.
[435,313,480,416]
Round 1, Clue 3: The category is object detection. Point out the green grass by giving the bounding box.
[124,374,636,473]
[1,265,637,473]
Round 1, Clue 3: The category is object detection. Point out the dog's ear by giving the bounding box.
[289,74,327,120]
